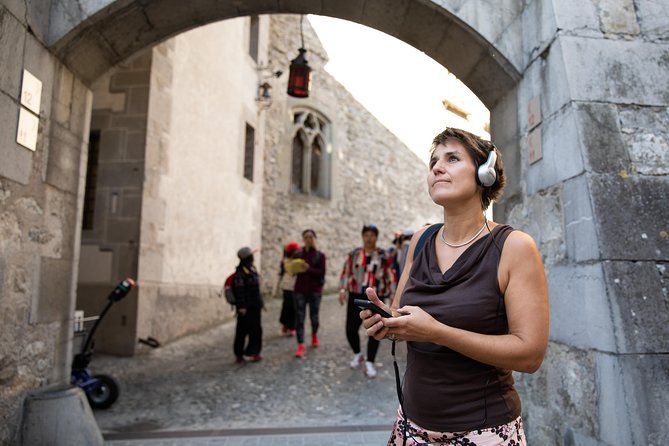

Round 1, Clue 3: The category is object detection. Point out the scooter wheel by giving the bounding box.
[86,374,119,409]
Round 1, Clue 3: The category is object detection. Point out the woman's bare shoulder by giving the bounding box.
[502,229,542,263]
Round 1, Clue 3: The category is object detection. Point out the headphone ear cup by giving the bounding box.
[476,150,497,187]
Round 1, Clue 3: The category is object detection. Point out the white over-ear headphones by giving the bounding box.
[476,148,497,187]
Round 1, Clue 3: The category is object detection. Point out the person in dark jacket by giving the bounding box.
[293,229,326,358]
[232,246,264,364]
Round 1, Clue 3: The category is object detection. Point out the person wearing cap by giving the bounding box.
[277,241,300,336]
[232,246,264,364]
[338,224,396,378]
[292,229,327,358]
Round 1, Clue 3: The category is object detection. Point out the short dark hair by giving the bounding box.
[430,127,505,210]
[302,229,317,238]
[361,224,379,236]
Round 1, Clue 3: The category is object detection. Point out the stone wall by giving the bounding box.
[0,0,666,444]
[261,15,441,291]
[0,2,92,443]
[492,1,669,444]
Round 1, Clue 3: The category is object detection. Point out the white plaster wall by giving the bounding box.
[160,17,265,286]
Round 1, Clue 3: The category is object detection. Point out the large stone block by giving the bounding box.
[0,7,26,97]
[603,260,669,353]
[98,128,125,160]
[95,160,144,188]
[597,352,669,446]
[635,0,669,39]
[0,93,32,185]
[547,264,616,351]
[359,0,410,39]
[30,256,72,324]
[45,124,82,193]
[456,0,524,70]
[560,36,669,106]
[563,175,600,262]
[51,63,74,128]
[595,0,640,36]
[517,38,573,136]
[106,219,139,244]
[574,102,629,174]
[590,174,669,261]
[23,30,55,119]
[516,342,599,445]
[551,0,600,37]
[617,106,669,176]
[490,88,521,202]
[525,104,585,194]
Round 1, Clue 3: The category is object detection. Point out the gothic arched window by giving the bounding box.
[290,110,331,198]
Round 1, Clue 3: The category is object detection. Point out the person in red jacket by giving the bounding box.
[292,229,326,358]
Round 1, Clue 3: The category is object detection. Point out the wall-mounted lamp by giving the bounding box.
[287,15,312,98]
[256,67,283,110]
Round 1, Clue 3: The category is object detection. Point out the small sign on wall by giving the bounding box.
[527,95,541,130]
[528,126,542,164]
[16,69,42,152]
[17,107,39,151]
[21,69,42,115]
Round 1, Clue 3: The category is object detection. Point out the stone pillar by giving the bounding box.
[497,1,669,444]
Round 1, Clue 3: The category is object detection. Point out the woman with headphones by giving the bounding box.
[361,128,549,445]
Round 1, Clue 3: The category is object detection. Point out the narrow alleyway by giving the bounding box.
[93,294,404,444]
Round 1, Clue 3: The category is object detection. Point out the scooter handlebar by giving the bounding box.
[108,278,135,302]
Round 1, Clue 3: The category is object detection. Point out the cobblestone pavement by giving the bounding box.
[92,294,407,444]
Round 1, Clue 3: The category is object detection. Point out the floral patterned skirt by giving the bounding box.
[387,407,526,446]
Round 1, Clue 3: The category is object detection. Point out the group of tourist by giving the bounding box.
[231,224,402,377]
[231,228,328,364]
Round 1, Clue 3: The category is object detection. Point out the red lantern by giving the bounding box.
[287,48,311,98]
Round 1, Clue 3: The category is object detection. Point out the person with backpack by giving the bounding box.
[360,128,549,445]
[338,224,396,378]
[232,246,264,364]
[292,229,326,358]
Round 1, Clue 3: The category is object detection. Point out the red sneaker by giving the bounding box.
[235,356,246,365]
[311,334,320,348]
[246,354,263,362]
[295,343,306,358]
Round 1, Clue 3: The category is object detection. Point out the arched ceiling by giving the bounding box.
[49,0,521,107]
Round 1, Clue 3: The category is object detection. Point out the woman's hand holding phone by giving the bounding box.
[359,287,393,341]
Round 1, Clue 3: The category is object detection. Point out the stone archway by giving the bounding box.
[48,0,521,109]
[2,0,667,444]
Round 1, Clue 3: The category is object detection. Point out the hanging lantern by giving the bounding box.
[287,15,311,98]
[287,48,311,98]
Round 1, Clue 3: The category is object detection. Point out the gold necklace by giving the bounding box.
[440,220,487,248]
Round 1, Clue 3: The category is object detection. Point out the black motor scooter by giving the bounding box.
[71,277,135,409]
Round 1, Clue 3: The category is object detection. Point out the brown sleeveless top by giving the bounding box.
[400,224,521,432]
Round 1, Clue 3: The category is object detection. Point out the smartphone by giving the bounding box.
[353,299,393,318]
